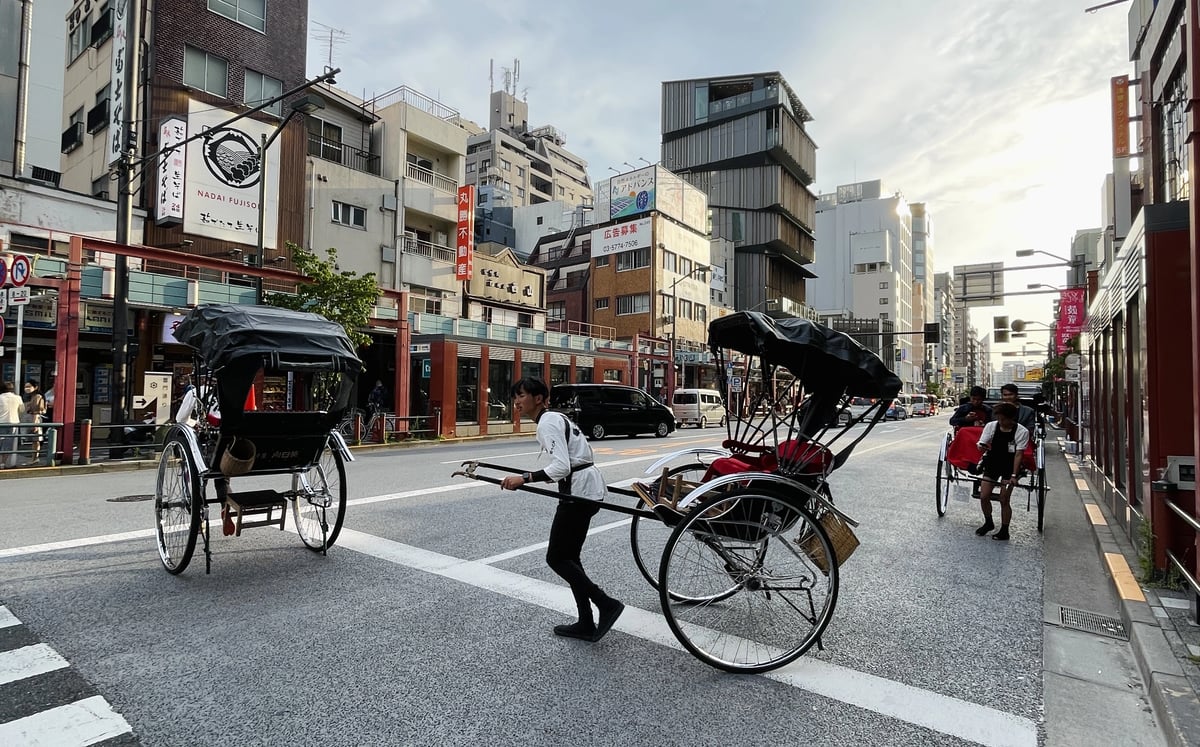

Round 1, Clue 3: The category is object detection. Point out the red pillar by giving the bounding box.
[57,238,83,463]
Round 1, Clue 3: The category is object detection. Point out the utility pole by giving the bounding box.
[112,0,141,453]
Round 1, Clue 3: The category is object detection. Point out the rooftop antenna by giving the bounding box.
[310,21,347,74]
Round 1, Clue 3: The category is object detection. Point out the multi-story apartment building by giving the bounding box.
[661,72,818,316]
[809,179,916,387]
[463,89,592,210]
[1,0,69,181]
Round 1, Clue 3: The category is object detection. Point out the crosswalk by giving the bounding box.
[0,605,136,746]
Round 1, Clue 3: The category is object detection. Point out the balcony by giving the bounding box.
[306,133,381,176]
[61,122,84,154]
[406,161,457,194]
[370,86,460,121]
[86,100,109,134]
[402,233,455,263]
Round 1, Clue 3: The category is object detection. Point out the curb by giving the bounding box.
[0,430,537,480]
[1063,442,1200,747]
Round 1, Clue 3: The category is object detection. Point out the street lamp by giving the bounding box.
[254,93,326,303]
[1027,282,1064,291]
[1016,248,1071,264]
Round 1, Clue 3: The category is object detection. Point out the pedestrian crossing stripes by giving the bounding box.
[0,606,135,746]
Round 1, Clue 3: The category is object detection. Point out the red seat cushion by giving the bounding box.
[776,439,833,475]
[704,453,777,481]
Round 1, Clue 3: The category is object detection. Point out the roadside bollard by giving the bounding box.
[42,428,58,467]
[374,415,386,443]
[352,412,363,445]
[79,419,92,465]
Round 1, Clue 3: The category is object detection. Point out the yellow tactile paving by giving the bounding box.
[1075,478,1089,491]
[1084,503,1106,526]
[1105,551,1147,602]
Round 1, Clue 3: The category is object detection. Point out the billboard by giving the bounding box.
[591,217,651,257]
[183,100,281,248]
[106,0,131,166]
[609,166,656,219]
[155,117,187,225]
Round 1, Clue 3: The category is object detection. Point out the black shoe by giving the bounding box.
[993,527,1009,541]
[553,621,596,640]
[592,600,625,642]
[966,462,981,475]
[975,520,995,536]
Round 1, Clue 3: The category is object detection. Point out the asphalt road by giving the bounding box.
[0,416,1101,745]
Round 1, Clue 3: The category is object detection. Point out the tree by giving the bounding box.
[264,242,380,348]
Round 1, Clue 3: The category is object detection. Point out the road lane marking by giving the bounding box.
[0,643,69,686]
[0,606,19,629]
[337,528,1037,747]
[475,517,632,565]
[439,450,541,464]
[0,529,155,559]
[0,695,132,746]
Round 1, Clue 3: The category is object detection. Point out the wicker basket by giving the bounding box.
[220,437,257,477]
[799,511,860,573]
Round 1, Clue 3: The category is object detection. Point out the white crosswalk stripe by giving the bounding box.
[0,606,135,746]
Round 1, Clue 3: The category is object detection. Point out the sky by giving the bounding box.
[306,0,1130,367]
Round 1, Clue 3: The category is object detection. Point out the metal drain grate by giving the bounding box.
[1060,606,1129,640]
[108,494,155,503]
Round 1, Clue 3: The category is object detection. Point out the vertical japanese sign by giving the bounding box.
[156,117,187,225]
[107,0,130,165]
[1055,288,1086,354]
[455,185,476,281]
[1111,75,1129,159]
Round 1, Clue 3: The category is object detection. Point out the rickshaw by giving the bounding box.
[934,411,1048,531]
[154,304,362,574]
[455,311,901,673]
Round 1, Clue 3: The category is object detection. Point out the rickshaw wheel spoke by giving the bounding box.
[292,441,347,551]
[154,437,201,574]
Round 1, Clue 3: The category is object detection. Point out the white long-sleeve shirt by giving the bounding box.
[977,421,1030,452]
[535,410,606,501]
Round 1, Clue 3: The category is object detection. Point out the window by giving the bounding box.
[680,257,692,276]
[879,281,888,289]
[616,247,650,271]
[91,3,113,46]
[547,301,566,321]
[481,158,491,171]
[517,312,534,329]
[517,166,525,178]
[595,255,609,267]
[307,117,342,162]
[594,297,609,310]
[466,162,476,173]
[208,0,266,32]
[617,293,650,315]
[536,216,543,225]
[879,313,889,320]
[184,46,228,97]
[91,175,111,200]
[516,187,525,198]
[244,69,282,116]
[500,158,511,171]
[68,21,88,62]
[661,295,675,315]
[695,305,707,323]
[558,186,565,196]
[879,298,888,305]
[332,201,366,228]
[662,250,676,272]
[407,153,433,171]
[679,299,693,318]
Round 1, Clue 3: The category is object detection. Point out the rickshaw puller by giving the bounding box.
[501,378,625,642]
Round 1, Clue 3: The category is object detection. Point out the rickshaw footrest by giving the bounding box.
[225,490,289,536]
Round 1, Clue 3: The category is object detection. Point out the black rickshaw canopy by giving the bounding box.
[172,304,362,373]
[708,311,902,401]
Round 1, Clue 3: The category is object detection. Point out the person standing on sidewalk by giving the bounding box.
[974,402,1030,541]
[0,381,26,469]
[22,381,46,464]
[500,377,625,642]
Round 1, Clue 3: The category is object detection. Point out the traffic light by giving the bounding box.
[994,330,1010,344]
[923,322,940,345]
[993,315,1009,344]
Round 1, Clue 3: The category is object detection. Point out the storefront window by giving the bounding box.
[521,361,543,382]
[550,364,570,386]
[487,360,513,422]
[457,358,480,424]
[575,366,592,383]
[410,358,431,419]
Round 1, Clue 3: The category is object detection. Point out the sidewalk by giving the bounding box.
[0,430,536,481]
[1051,437,1200,747]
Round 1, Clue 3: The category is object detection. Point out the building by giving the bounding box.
[809,180,916,387]
[910,203,934,391]
[0,0,69,182]
[463,87,592,210]
[933,271,957,393]
[661,72,817,315]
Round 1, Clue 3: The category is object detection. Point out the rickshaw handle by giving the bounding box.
[452,461,656,519]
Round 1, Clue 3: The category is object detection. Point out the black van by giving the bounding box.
[550,383,676,440]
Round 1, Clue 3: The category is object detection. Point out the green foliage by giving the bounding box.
[264,242,380,348]
[925,381,945,398]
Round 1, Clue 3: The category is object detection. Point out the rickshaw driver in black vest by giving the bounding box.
[501,378,625,642]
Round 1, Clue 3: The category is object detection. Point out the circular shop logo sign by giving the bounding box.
[201,126,261,188]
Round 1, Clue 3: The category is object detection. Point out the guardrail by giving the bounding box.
[345,408,443,445]
[0,421,59,468]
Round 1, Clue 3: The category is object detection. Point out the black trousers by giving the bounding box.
[546,499,605,623]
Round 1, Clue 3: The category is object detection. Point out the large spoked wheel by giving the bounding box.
[1036,466,1047,533]
[935,433,953,517]
[154,436,202,574]
[292,442,347,551]
[630,463,715,599]
[659,486,839,673]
